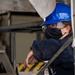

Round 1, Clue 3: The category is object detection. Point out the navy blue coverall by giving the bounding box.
[31,33,74,75]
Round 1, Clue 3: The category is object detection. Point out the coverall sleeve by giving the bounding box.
[32,39,60,61]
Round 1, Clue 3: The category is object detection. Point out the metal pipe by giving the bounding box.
[71,0,75,69]
[7,12,16,72]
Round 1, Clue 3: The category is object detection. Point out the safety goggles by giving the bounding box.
[42,22,66,32]
[47,22,66,29]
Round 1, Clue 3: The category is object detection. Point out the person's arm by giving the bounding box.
[25,39,58,67]
[24,50,33,68]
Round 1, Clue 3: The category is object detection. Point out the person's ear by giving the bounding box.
[66,25,71,33]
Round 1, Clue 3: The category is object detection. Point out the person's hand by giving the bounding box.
[24,51,34,68]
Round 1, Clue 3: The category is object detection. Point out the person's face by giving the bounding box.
[46,22,71,35]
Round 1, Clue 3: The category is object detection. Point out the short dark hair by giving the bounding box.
[62,21,72,33]
[62,21,71,26]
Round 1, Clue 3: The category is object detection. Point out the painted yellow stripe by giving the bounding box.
[25,63,34,72]
[33,62,44,72]
[18,64,24,71]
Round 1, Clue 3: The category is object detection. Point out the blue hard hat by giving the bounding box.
[42,3,71,26]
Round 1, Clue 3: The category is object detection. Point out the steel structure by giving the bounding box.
[0,11,43,75]
[0,0,74,75]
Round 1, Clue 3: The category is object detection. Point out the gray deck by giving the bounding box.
[19,72,37,75]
